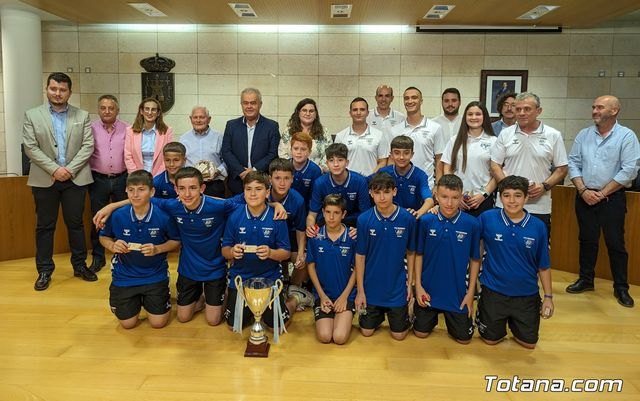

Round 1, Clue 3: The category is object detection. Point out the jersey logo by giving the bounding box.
[340,246,350,256]
[162,190,169,196]
[239,227,246,234]
[262,227,273,238]
[523,236,536,249]
[347,140,354,145]
[371,121,378,126]
[394,227,406,237]
[202,217,214,228]
[429,229,437,237]
[455,231,468,242]
[347,192,357,200]
[495,233,503,242]
[175,217,183,224]
[408,185,416,194]
[148,228,160,238]
[480,142,491,150]
[369,229,376,237]
[512,138,520,145]
[303,178,311,187]
[318,246,324,253]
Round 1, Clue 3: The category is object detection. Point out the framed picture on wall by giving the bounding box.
[480,70,528,118]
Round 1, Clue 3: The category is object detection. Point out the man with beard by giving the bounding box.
[433,88,463,143]
[565,95,640,308]
[491,92,517,136]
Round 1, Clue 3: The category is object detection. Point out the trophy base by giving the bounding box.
[244,340,270,358]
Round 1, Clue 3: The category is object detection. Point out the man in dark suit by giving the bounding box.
[22,72,98,291]
[221,88,280,194]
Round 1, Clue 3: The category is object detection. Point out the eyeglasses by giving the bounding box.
[503,103,516,109]
[143,107,159,113]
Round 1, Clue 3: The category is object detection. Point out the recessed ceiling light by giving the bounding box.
[423,5,455,20]
[128,3,167,17]
[228,3,258,18]
[517,5,560,20]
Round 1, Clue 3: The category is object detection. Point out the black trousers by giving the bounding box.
[575,191,628,290]
[32,180,88,274]
[466,194,495,218]
[88,172,128,260]
[203,179,226,198]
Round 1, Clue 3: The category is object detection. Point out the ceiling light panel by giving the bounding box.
[517,5,560,20]
[423,5,455,20]
[128,3,167,17]
[228,3,258,18]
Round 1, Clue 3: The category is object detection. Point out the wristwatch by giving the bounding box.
[482,192,490,199]
[542,182,551,192]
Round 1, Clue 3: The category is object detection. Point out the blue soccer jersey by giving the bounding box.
[416,210,481,313]
[231,188,306,236]
[292,158,323,207]
[153,171,177,199]
[100,204,180,287]
[356,206,416,307]
[154,196,239,281]
[377,164,432,210]
[479,208,550,297]
[223,205,291,289]
[306,225,356,301]
[309,170,371,219]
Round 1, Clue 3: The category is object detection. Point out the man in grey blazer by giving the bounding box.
[23,72,98,291]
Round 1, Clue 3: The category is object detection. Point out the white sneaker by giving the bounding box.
[288,285,314,311]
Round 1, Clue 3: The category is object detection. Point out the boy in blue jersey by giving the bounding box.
[222,171,299,329]
[307,194,357,345]
[414,174,481,344]
[290,132,322,208]
[153,142,186,199]
[355,172,416,340]
[306,143,371,233]
[476,175,554,349]
[99,170,181,329]
[377,135,434,219]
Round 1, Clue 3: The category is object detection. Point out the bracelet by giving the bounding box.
[577,187,587,195]
[544,294,553,299]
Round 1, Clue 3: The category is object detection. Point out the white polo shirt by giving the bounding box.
[391,116,444,188]
[441,131,497,194]
[491,122,568,214]
[366,108,406,139]
[433,114,462,142]
[334,125,389,177]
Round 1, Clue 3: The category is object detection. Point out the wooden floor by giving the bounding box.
[1,254,639,401]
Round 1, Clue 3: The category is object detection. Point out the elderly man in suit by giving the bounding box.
[23,72,98,291]
[221,88,280,194]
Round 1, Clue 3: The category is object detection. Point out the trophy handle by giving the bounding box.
[267,279,284,309]
[234,276,245,303]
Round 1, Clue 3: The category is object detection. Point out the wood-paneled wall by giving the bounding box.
[0,176,92,262]
[550,185,640,286]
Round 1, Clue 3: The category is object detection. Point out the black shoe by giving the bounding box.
[90,257,106,273]
[74,267,98,282]
[614,289,634,308]
[34,272,52,291]
[565,278,594,294]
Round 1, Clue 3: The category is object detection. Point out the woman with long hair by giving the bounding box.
[124,98,174,176]
[279,98,331,170]
[441,101,497,216]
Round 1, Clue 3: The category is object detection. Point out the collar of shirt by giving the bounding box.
[182,195,206,214]
[318,224,349,243]
[404,116,427,129]
[500,208,531,227]
[293,158,310,174]
[329,170,351,188]
[437,209,462,224]
[244,204,270,220]
[373,205,400,221]
[349,125,371,137]
[393,163,415,179]
[193,127,211,136]
[269,191,290,207]
[129,204,154,223]
[242,116,260,127]
[48,102,69,115]
[373,108,395,119]
[142,125,157,135]
[515,122,544,136]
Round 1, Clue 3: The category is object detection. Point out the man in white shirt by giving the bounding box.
[490,92,568,234]
[180,106,227,198]
[433,88,463,143]
[334,97,389,176]
[366,85,405,140]
[391,87,444,189]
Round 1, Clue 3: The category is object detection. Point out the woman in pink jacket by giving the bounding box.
[124,98,174,176]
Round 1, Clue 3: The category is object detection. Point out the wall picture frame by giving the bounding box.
[480,70,528,118]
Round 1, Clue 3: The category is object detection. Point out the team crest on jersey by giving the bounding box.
[202,217,214,228]
[347,192,357,201]
[495,233,503,242]
[123,229,131,236]
[369,229,376,237]
[394,227,406,238]
[480,142,491,150]
[148,228,160,238]
[239,227,246,234]
[318,246,324,253]
[455,231,468,242]
[365,138,373,145]
[408,185,416,195]
[340,246,350,256]
[303,178,312,187]
[539,137,547,145]
[262,227,273,238]
[429,229,437,237]
[523,236,536,248]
